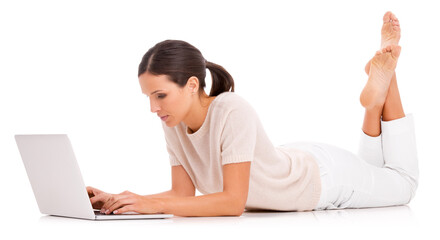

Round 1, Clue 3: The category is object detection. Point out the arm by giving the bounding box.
[159,162,251,217]
[89,165,195,211]
[101,161,251,217]
[101,106,255,216]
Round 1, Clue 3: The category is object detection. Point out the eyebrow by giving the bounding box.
[146,89,163,97]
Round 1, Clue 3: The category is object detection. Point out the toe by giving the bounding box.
[383,11,393,23]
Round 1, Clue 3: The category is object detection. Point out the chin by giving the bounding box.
[164,119,179,128]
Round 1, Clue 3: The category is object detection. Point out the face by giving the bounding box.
[139,72,195,127]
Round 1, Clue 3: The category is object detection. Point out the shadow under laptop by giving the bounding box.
[39,214,175,225]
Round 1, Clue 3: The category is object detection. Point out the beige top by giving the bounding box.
[162,92,321,211]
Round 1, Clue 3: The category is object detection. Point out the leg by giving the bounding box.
[364,66,405,122]
[362,106,382,137]
[358,11,402,168]
[361,11,402,136]
[359,72,404,167]
[359,105,384,167]
[313,137,417,210]
[360,46,400,136]
[314,77,418,210]
[357,11,417,206]
[378,11,403,121]
[382,72,405,121]
[380,114,419,202]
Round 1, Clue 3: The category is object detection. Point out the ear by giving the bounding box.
[186,76,199,94]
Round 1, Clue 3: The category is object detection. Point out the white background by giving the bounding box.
[1,0,439,239]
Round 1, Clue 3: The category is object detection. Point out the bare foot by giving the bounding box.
[381,11,400,49]
[365,11,401,74]
[360,45,401,109]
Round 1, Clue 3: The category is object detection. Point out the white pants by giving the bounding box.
[285,114,418,210]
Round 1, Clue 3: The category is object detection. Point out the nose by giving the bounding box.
[149,99,160,113]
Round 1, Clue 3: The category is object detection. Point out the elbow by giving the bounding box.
[227,207,244,217]
[232,207,245,217]
[228,199,246,217]
[223,191,247,217]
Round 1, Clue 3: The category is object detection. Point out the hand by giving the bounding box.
[86,186,112,210]
[100,190,164,215]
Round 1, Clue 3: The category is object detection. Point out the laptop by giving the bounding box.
[15,134,174,220]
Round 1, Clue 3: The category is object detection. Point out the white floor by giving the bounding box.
[4,204,438,240]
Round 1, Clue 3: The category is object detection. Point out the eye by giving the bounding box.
[157,94,166,99]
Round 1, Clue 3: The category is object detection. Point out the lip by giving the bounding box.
[159,115,169,121]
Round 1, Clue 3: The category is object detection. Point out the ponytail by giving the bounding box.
[138,40,235,97]
[206,61,235,97]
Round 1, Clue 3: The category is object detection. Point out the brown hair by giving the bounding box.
[138,40,234,96]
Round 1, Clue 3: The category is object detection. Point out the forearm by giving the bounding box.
[143,190,180,199]
[158,192,244,217]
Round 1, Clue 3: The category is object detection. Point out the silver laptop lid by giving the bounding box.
[15,134,95,220]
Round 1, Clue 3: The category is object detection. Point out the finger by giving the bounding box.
[119,190,133,195]
[86,186,95,197]
[113,205,136,215]
[93,186,105,195]
[92,192,112,206]
[90,195,106,205]
[86,186,104,198]
[90,199,103,210]
[106,197,135,215]
[100,194,115,212]
[90,194,109,209]
[101,194,126,213]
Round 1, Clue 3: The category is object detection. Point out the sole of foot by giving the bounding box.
[360,45,401,109]
[381,11,401,49]
[365,11,401,75]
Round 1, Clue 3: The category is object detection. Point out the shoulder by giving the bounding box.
[211,92,260,129]
[213,92,256,114]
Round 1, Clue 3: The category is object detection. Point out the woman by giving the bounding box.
[87,11,418,217]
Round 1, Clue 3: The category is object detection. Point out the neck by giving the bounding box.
[184,92,214,134]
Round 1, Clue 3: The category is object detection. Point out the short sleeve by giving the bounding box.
[220,105,258,165]
[163,128,182,166]
[166,142,181,166]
